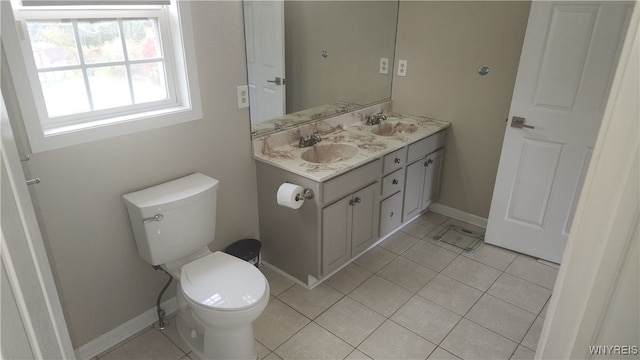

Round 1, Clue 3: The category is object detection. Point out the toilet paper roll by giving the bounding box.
[277,183,305,209]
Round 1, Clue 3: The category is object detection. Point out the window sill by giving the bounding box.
[33,104,202,152]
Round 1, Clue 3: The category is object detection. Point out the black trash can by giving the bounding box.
[224,239,261,267]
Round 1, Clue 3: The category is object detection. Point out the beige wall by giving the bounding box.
[20,1,258,348]
[285,1,397,113]
[391,1,530,218]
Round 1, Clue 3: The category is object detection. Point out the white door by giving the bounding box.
[538,5,639,356]
[485,1,632,263]
[1,6,74,353]
[243,0,285,124]
[1,95,75,359]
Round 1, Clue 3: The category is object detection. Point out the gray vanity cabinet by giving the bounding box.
[254,127,447,287]
[322,182,378,275]
[403,131,447,221]
[379,191,404,236]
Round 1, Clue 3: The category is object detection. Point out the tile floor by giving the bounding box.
[96,212,558,360]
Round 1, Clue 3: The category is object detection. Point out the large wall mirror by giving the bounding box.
[244,1,399,137]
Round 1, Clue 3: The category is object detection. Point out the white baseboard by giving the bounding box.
[74,297,177,360]
[429,202,488,229]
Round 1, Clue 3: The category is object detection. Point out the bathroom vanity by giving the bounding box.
[252,105,449,287]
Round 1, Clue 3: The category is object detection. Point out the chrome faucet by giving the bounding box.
[298,134,322,148]
[365,112,387,125]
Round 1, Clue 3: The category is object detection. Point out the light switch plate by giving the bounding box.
[397,60,407,77]
[380,58,389,74]
[237,85,249,109]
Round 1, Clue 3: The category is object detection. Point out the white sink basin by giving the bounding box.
[300,144,358,164]
[371,121,418,136]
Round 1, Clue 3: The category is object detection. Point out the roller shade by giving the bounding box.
[22,0,170,6]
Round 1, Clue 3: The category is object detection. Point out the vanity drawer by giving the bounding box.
[323,159,382,204]
[407,130,447,163]
[383,148,406,175]
[379,192,403,237]
[381,169,404,198]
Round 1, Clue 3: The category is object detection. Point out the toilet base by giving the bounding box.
[176,295,259,360]
[203,322,258,360]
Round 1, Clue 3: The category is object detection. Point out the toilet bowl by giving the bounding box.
[122,173,269,359]
[178,251,269,359]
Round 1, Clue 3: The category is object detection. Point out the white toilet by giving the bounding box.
[122,173,269,360]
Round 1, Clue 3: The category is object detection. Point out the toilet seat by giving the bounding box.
[180,251,267,311]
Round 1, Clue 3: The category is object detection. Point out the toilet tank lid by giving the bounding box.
[181,252,267,310]
[123,173,218,208]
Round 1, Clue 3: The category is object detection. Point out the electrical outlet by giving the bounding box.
[397,60,408,77]
[379,58,389,74]
[237,85,249,109]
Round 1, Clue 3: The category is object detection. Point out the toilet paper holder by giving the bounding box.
[295,189,314,201]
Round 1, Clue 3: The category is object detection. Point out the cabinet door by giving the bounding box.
[380,192,403,237]
[322,197,352,274]
[351,183,378,255]
[421,149,445,210]
[403,158,426,221]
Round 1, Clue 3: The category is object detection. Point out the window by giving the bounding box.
[4,0,201,152]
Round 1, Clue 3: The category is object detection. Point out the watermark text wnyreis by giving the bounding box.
[589,345,638,356]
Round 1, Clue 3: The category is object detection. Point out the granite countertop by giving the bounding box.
[253,112,451,182]
[251,101,360,137]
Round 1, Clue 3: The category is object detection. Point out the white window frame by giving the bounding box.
[3,0,202,153]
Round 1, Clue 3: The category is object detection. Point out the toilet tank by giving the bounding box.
[122,173,219,266]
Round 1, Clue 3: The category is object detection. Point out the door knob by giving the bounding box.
[511,116,535,129]
[267,77,283,85]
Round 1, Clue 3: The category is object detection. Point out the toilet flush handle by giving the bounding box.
[143,214,164,224]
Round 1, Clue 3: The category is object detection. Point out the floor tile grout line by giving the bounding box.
[155,317,193,356]
[275,289,345,322]
[486,287,552,316]
[395,241,460,274]
[323,261,377,297]
[309,294,444,360]
[260,297,313,352]
[459,255,537,346]
[481,291,545,318]
[502,267,557,291]
[469,294,539,347]
[428,256,493,359]
[354,237,495,359]
[455,260,539,352]
[518,317,540,353]
[418,241,534,358]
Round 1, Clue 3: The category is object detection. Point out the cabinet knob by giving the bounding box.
[392,179,399,185]
[390,211,394,217]
[394,157,401,164]
[424,158,434,167]
[349,197,362,206]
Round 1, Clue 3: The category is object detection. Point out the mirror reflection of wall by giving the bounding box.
[285,1,398,113]
[245,1,399,136]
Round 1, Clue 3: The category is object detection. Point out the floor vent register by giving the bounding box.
[432,224,484,254]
